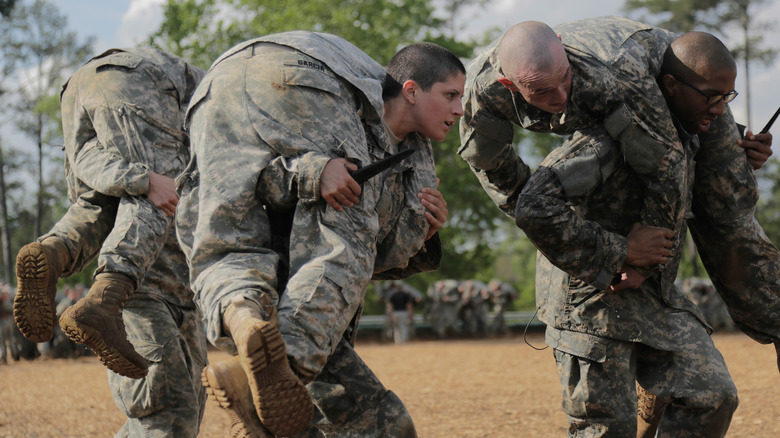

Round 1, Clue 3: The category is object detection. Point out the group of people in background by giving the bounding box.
[423,278,518,339]
[0,281,91,363]
[3,11,778,438]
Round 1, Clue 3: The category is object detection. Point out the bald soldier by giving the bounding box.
[458,16,779,368]
[516,31,740,436]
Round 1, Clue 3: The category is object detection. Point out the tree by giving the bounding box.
[624,0,778,127]
[7,0,93,240]
[0,0,17,17]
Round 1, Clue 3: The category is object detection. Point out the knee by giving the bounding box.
[378,390,417,438]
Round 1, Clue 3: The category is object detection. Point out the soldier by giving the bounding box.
[458,16,779,368]
[384,280,417,344]
[681,277,736,332]
[14,48,205,379]
[0,283,17,364]
[426,279,462,338]
[176,34,459,436]
[487,278,518,336]
[16,48,207,436]
[457,280,490,337]
[515,31,740,435]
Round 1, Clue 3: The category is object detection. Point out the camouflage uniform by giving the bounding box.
[0,287,16,363]
[457,280,490,337]
[459,16,780,352]
[43,48,203,286]
[487,279,518,336]
[459,17,681,241]
[425,279,462,338]
[177,32,440,435]
[681,277,735,332]
[52,48,207,436]
[517,126,737,436]
[110,232,208,438]
[691,107,780,346]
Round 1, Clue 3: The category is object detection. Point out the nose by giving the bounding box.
[553,84,568,105]
[709,100,726,116]
[454,99,464,117]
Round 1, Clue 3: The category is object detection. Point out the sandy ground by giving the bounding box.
[0,331,776,437]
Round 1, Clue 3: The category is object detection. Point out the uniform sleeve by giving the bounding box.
[73,138,150,196]
[604,78,686,233]
[457,71,532,217]
[257,151,334,208]
[515,135,627,291]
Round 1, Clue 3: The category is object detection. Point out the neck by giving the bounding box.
[383,95,411,140]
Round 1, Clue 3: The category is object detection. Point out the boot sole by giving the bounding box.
[59,312,148,379]
[239,322,313,437]
[202,358,269,438]
[14,243,57,343]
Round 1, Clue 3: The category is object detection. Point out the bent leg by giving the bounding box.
[305,337,417,437]
[109,294,207,438]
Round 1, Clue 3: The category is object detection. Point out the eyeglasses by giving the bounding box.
[672,75,738,105]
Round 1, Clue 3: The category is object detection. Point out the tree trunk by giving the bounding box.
[0,144,14,283]
[36,111,43,238]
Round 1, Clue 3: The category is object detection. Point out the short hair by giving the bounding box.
[383,42,465,99]
[660,31,736,81]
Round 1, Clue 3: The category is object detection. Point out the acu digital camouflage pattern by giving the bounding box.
[45,47,204,297]
[520,126,737,435]
[690,106,780,345]
[299,337,416,437]
[517,126,706,349]
[109,287,208,438]
[176,31,440,434]
[549,311,736,436]
[46,48,208,436]
[459,16,683,243]
[458,16,780,348]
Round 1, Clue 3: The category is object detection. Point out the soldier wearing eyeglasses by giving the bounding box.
[459,15,778,376]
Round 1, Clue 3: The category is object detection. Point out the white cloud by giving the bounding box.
[116,0,165,47]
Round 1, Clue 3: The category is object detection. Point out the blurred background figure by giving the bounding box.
[487,279,518,337]
[681,277,736,332]
[384,281,420,344]
[0,282,19,364]
[426,279,462,338]
[457,280,490,338]
[52,284,91,358]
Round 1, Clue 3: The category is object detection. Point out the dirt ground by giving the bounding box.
[0,331,776,437]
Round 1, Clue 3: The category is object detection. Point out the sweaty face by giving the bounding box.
[668,67,737,134]
[507,44,572,114]
[516,64,571,114]
[412,72,466,142]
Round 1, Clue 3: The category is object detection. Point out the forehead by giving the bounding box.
[432,71,465,90]
[514,51,569,91]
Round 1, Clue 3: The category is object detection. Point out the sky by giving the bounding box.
[46,0,780,131]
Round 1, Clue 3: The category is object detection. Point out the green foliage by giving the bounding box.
[623,0,723,32]
[150,0,449,67]
[146,0,562,311]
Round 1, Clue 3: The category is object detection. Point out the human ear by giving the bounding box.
[497,77,520,92]
[402,80,417,103]
[660,74,676,96]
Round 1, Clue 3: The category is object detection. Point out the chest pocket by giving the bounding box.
[374,163,416,241]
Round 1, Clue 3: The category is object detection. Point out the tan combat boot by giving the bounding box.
[636,383,665,438]
[202,356,273,438]
[223,296,313,437]
[59,272,148,378]
[14,237,70,343]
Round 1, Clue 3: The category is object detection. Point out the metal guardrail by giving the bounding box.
[357,310,543,331]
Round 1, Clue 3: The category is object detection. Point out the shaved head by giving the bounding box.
[660,31,737,134]
[497,21,566,86]
[495,21,572,113]
[662,31,736,82]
